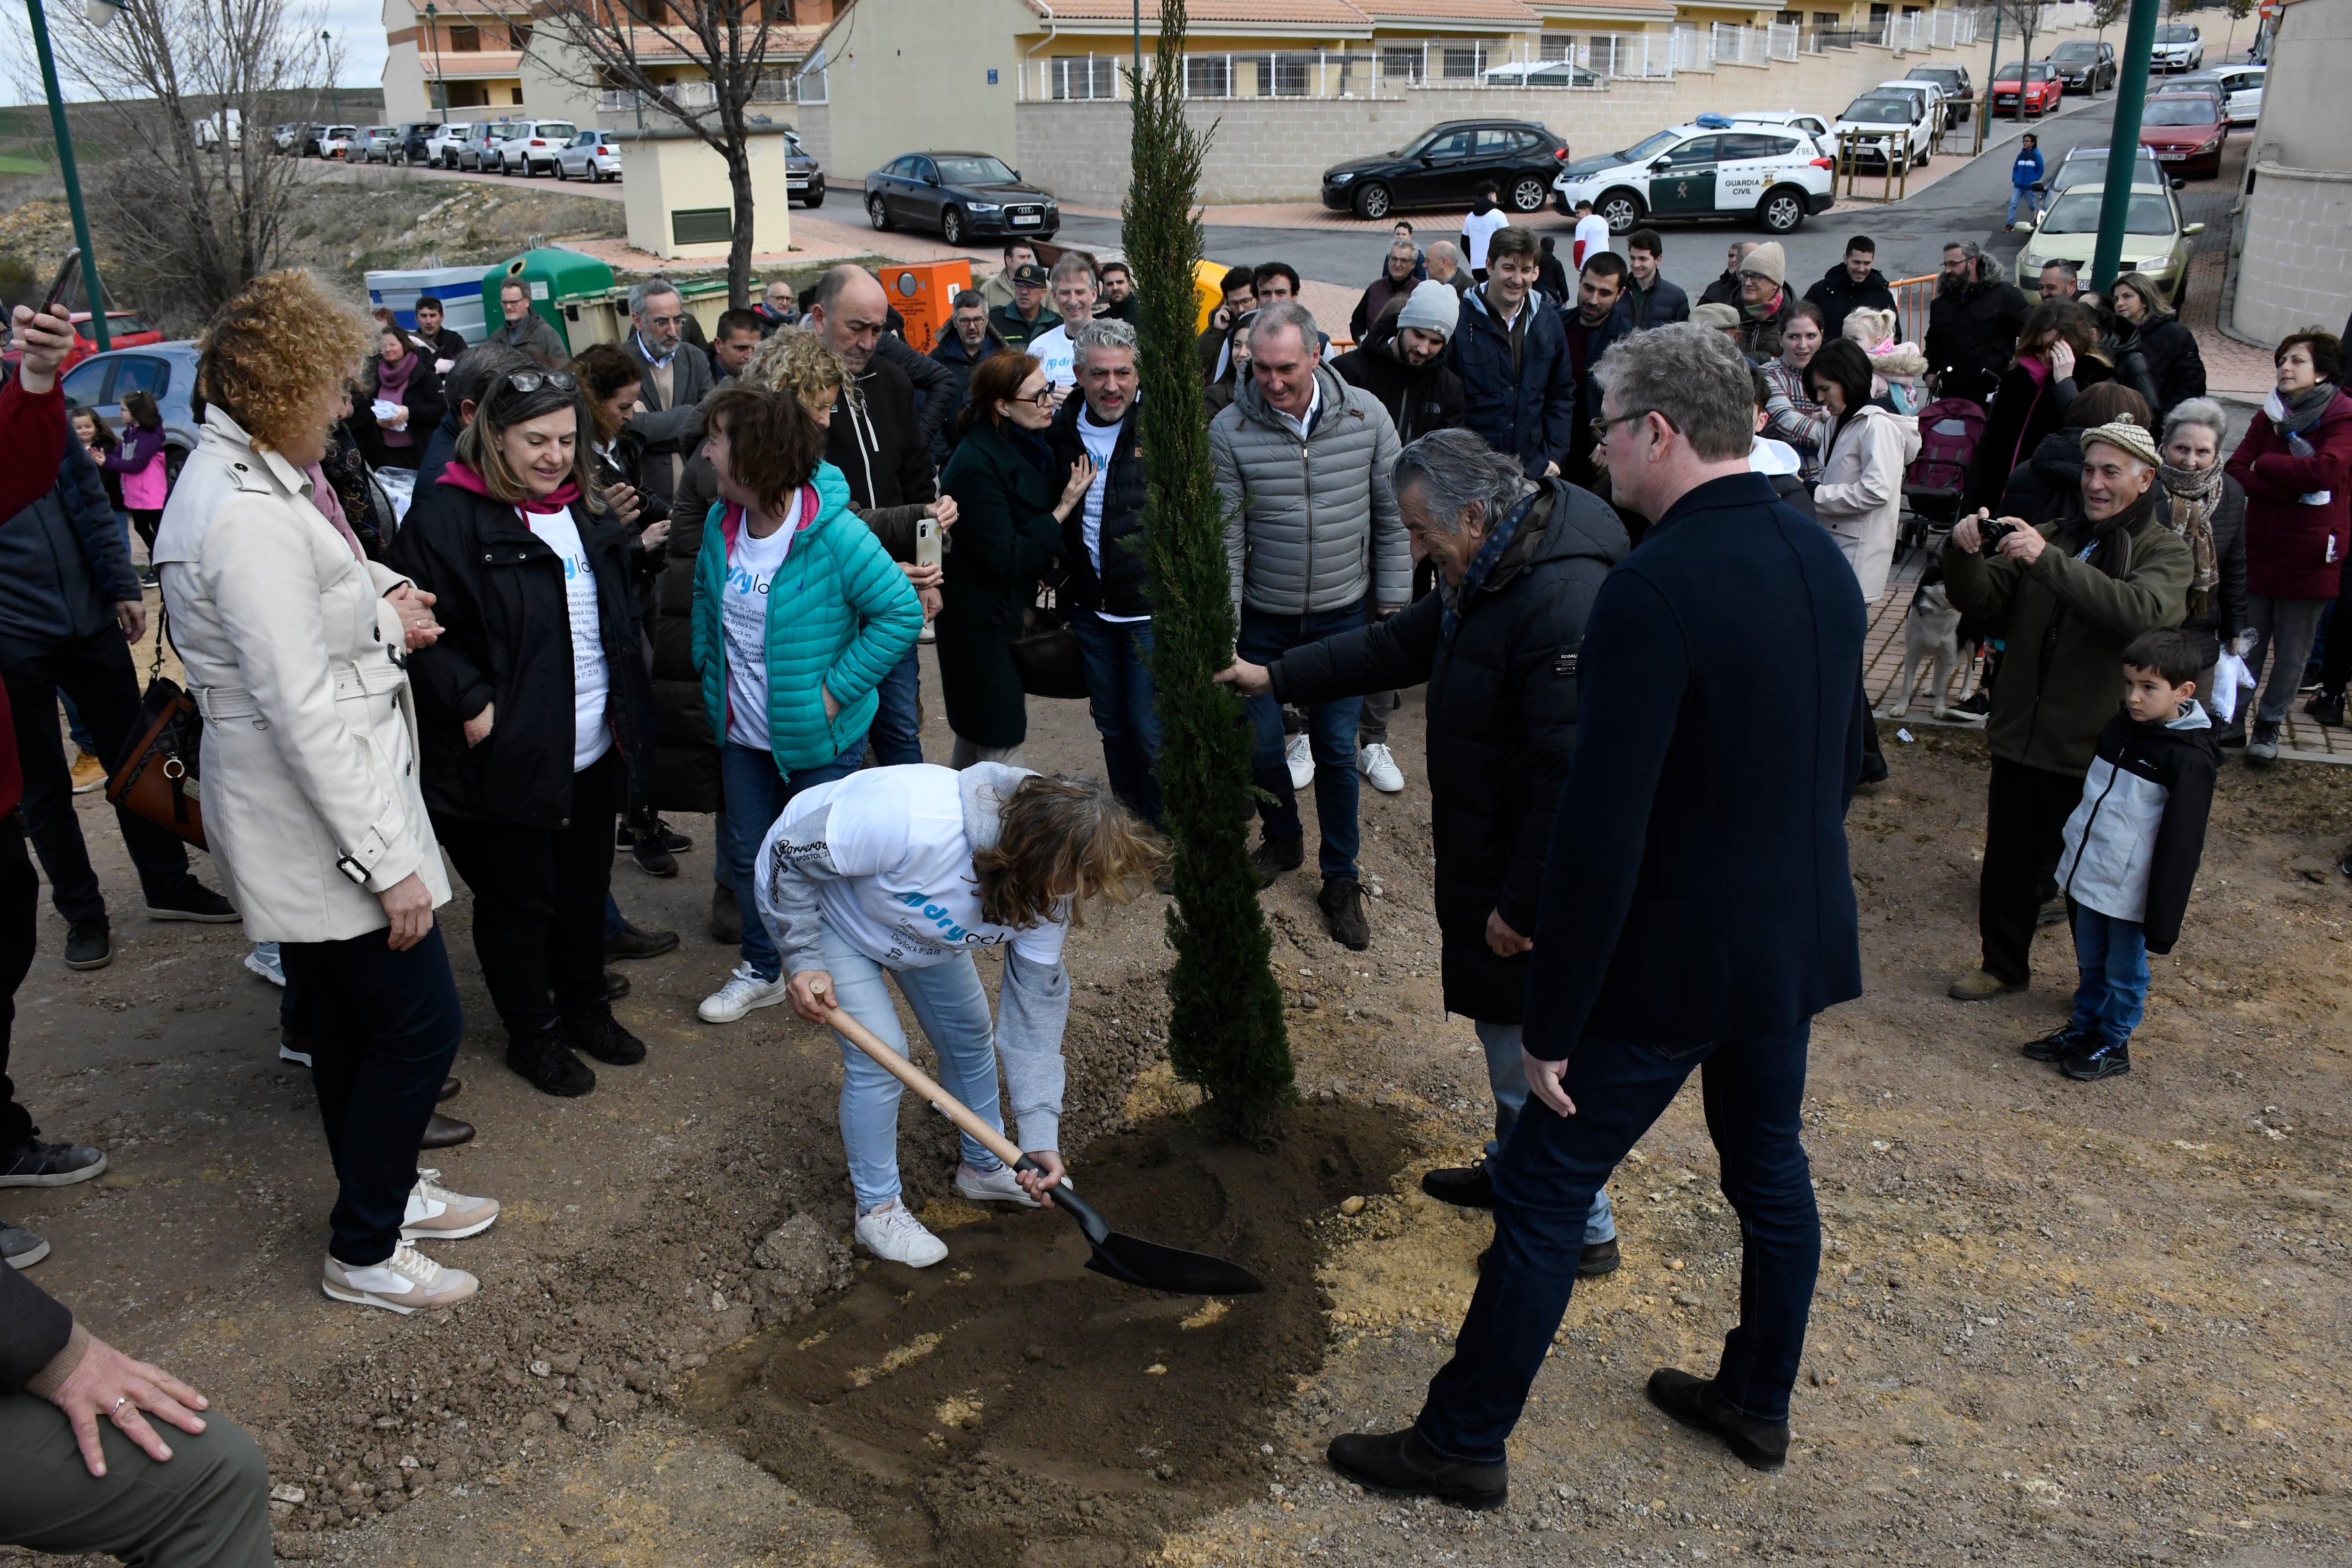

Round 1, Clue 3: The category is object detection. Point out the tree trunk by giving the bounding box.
[724,137,755,309]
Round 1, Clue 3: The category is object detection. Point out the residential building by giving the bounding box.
[2227,0,2352,348]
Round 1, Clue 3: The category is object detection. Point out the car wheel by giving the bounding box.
[940,207,966,246]
[867,193,894,231]
[1509,175,1549,213]
[805,184,824,208]
[1036,229,1058,242]
[1758,186,1806,235]
[1597,189,1645,234]
[2170,271,2189,311]
[1351,181,1392,222]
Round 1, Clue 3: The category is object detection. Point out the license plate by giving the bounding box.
[1010,214,1041,226]
[2157,151,2185,160]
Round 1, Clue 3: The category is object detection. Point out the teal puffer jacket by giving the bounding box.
[691,461,923,776]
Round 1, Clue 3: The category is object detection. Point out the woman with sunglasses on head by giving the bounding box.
[389,364,659,1097]
[936,352,1095,768]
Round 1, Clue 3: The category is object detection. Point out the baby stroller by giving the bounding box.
[1899,395,1987,557]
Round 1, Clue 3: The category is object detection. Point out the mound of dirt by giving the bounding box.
[692,1101,1413,1567]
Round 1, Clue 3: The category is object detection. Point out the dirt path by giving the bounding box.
[9,645,2349,1566]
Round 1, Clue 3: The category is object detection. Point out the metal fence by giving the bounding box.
[592,66,823,114]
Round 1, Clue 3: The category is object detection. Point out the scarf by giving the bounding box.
[374,352,418,447]
[2270,380,2339,438]
[437,460,583,516]
[1440,486,1541,638]
[2071,483,2160,581]
[303,462,366,562]
[2157,459,2225,614]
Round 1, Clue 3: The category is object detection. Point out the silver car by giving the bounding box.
[359,127,398,163]
[555,130,623,183]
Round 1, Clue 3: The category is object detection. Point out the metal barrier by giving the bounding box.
[1835,127,1913,203]
[1890,273,1939,348]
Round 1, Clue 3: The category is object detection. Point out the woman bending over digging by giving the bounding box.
[756,765,1161,1266]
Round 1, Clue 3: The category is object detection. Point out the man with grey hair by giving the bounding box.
[1422,240,1470,296]
[1048,318,1160,824]
[2037,258,2082,301]
[1210,299,1407,950]
[1024,252,1101,392]
[621,275,713,517]
[1218,427,1626,1257]
[1328,324,1868,1500]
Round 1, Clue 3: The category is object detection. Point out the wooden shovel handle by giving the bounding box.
[820,997,1028,1172]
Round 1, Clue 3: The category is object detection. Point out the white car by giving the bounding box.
[1478,59,1602,89]
[315,125,358,159]
[426,123,472,169]
[492,119,578,177]
[1830,91,1932,171]
[1871,79,1946,141]
[2152,22,2203,72]
[2213,62,2265,125]
[1550,115,1836,236]
[556,129,623,182]
[1730,110,1834,156]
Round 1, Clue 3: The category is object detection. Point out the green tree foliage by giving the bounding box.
[1126,0,1293,1140]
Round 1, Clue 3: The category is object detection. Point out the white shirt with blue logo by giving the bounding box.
[521,505,610,772]
[719,492,801,751]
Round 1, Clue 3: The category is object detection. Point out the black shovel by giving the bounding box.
[823,1001,1263,1297]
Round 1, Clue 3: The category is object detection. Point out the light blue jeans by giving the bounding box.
[820,923,1008,1211]
[1476,1019,1617,1245]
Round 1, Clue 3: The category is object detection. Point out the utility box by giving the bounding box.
[367,264,493,342]
[481,250,618,356]
[878,260,972,353]
[610,123,794,263]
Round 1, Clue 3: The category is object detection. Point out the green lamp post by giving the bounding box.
[25,0,118,354]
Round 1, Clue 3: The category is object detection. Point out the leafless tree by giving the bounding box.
[525,0,796,306]
[32,0,335,334]
[1986,0,2049,119]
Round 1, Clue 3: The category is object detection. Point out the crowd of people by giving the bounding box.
[0,189,2344,1553]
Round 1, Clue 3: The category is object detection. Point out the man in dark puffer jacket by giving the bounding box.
[1217,430,1627,1273]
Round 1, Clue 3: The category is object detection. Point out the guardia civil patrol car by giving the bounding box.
[1549,112,1838,237]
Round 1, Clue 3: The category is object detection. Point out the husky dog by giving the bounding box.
[1878,582,1977,719]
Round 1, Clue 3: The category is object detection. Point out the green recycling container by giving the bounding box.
[481,249,618,356]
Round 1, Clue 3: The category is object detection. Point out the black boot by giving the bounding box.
[562,1006,647,1066]
[1326,1427,1507,1509]
[1421,1163,1496,1209]
[506,1021,596,1098]
[604,919,680,960]
[1318,877,1371,950]
[1645,1368,1790,1471]
[1252,836,1304,888]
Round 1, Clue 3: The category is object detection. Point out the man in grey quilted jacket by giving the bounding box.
[1210,300,1408,951]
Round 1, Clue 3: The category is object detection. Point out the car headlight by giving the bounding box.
[1329,171,1354,184]
[967,202,1001,213]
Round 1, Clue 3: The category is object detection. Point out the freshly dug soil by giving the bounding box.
[694,1102,1413,1567]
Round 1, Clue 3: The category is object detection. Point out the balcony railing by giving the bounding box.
[591,66,822,114]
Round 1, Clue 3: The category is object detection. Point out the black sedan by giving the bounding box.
[785,128,825,207]
[864,152,1057,246]
[1320,119,1570,222]
[2047,39,2117,94]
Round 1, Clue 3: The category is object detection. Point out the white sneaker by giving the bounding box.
[853,1198,948,1267]
[698,963,791,1024]
[244,942,286,987]
[400,1169,500,1240]
[322,1242,479,1314]
[955,1160,1041,1208]
[1286,731,1314,789]
[278,1040,313,1068]
[918,621,937,645]
[1358,742,1405,794]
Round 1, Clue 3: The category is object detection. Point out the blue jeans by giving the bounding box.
[1416,1019,1820,1462]
[2068,904,2150,1048]
[1474,1020,1614,1244]
[1238,602,1364,882]
[820,923,1006,1210]
[718,737,866,980]
[2007,185,2033,224]
[870,649,924,766]
[1070,608,1162,826]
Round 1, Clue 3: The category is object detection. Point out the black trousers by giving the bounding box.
[1979,756,2085,986]
[0,817,39,1152]
[1,630,195,924]
[281,926,463,1266]
[434,748,619,1036]
[2319,589,2352,696]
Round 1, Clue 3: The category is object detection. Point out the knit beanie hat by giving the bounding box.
[2081,412,2161,470]
[1743,241,1788,287]
[1692,302,1743,331]
[1396,279,1461,342]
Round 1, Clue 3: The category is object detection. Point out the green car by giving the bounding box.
[2015,182,2205,306]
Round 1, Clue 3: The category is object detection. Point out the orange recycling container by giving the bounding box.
[879,260,974,353]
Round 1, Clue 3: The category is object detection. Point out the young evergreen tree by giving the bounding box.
[1127,0,1293,1139]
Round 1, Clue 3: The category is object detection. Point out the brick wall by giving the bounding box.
[2232,163,2352,349]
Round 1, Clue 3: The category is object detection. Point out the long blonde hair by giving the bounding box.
[972,776,1165,929]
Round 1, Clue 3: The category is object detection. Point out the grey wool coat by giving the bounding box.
[1210,364,1409,616]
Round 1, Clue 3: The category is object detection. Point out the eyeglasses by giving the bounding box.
[1590,412,1646,445]
[505,370,577,395]
[1023,386,1055,408]
[1737,271,1775,284]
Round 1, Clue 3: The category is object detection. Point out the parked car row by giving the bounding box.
[270,122,360,158]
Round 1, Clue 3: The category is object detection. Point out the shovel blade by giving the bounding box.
[1081,1230,1266,1297]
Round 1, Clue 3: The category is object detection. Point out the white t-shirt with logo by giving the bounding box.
[778,764,1068,970]
[719,493,801,751]
[523,505,611,772]
[1031,323,1076,387]
[1462,207,1511,271]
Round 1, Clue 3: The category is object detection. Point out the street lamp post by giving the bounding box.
[426,2,446,122]
[24,0,114,354]
[322,30,339,124]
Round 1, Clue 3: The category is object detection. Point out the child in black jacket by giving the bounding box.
[2027,628,2220,1081]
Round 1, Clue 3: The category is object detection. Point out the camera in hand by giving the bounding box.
[1978,517,2017,555]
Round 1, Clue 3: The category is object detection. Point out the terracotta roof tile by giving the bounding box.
[1353,0,1544,21]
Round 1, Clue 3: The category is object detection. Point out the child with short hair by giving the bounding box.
[2023,628,2220,1080]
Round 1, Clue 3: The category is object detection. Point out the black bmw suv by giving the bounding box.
[1320,119,1570,222]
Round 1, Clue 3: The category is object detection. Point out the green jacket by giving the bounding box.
[691,461,923,776]
[988,301,1061,352]
[936,422,1066,748]
[1942,504,2190,776]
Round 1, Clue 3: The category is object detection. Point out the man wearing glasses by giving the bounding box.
[489,277,569,369]
[621,276,714,519]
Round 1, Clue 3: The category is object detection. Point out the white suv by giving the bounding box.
[1831,90,1933,172]
[1551,115,1836,236]
[2152,23,2203,72]
[493,120,580,178]
[427,123,472,169]
[1871,80,1946,142]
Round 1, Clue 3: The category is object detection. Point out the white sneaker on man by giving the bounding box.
[955,1161,1043,1208]
[1358,743,1405,794]
[1286,732,1314,790]
[400,1169,500,1241]
[853,1198,949,1267]
[321,1242,478,1314]
[698,964,791,1024]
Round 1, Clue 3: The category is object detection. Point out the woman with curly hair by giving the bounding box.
[154,269,496,1316]
[757,767,1160,1266]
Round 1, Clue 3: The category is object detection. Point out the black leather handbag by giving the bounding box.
[105,613,207,851]
[1008,581,1089,701]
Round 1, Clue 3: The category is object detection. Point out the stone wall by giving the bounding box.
[2232,164,2352,348]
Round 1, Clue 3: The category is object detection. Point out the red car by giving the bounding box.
[1992,61,2064,116]
[2137,93,2226,179]
[0,310,165,377]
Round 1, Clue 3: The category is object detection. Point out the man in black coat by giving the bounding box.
[1327,323,1866,1505]
[1332,279,1465,446]
[1614,230,1691,333]
[1802,236,1900,336]
[1924,241,2032,402]
[1219,430,1628,1273]
[1697,240,1754,308]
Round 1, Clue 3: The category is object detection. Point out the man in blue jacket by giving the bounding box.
[1327,323,1867,1505]
[1450,226,1576,481]
[2006,133,2046,229]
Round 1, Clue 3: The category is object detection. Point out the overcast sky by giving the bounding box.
[2,0,389,105]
